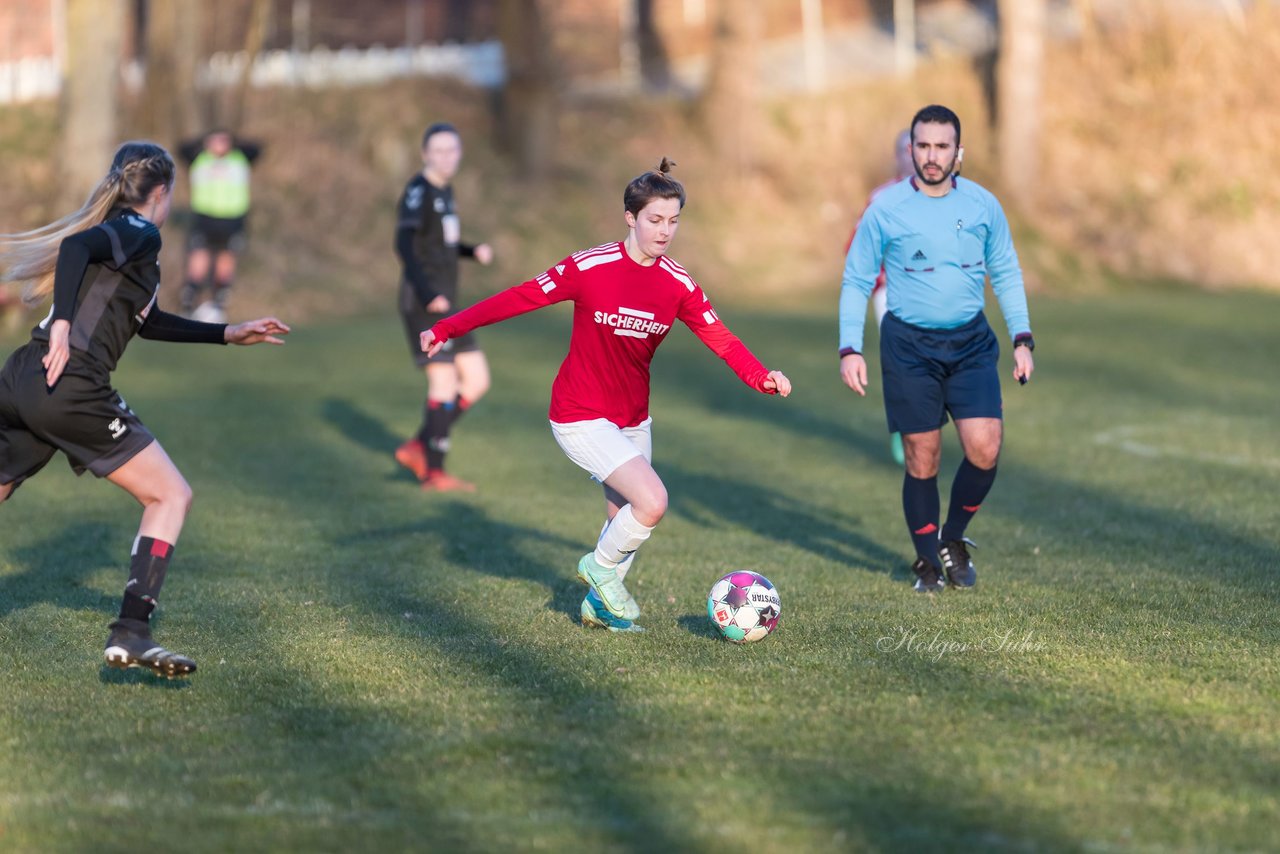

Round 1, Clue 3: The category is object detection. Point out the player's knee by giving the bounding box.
[0,482,12,504]
[633,485,668,527]
[463,375,490,402]
[159,477,194,515]
[969,446,1000,470]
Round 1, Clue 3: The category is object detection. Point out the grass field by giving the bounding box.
[1,283,1277,852]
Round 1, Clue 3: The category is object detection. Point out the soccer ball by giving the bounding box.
[707,571,781,643]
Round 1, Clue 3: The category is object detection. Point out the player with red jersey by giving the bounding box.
[422,159,791,632]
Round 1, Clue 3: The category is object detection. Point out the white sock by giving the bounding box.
[594,504,653,570]
[595,519,638,581]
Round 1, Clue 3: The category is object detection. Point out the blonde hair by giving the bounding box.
[0,141,175,307]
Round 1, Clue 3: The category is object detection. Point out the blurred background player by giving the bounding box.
[421,159,791,632]
[0,141,290,677]
[845,128,912,465]
[839,105,1034,594]
[393,122,494,492]
[178,129,262,322]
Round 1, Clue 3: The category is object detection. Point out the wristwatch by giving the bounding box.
[1013,334,1035,352]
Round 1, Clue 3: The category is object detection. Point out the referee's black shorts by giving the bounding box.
[0,343,155,492]
[879,311,1003,435]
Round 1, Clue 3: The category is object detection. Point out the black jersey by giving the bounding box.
[394,174,475,305]
[31,209,162,376]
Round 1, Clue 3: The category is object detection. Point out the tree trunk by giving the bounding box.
[136,0,203,146]
[701,0,761,179]
[637,0,671,91]
[221,0,271,131]
[61,0,127,206]
[997,0,1046,210]
[493,0,558,181]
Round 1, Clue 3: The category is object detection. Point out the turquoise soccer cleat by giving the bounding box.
[580,590,645,633]
[576,552,640,621]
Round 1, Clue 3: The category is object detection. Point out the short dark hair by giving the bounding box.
[624,157,685,216]
[422,122,459,148]
[910,105,961,146]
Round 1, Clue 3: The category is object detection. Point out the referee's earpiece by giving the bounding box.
[957,147,965,164]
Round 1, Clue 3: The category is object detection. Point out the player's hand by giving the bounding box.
[43,319,71,387]
[426,295,451,313]
[1013,346,1034,385]
[419,328,447,357]
[763,370,791,397]
[474,243,494,265]
[840,353,868,396]
[225,317,290,345]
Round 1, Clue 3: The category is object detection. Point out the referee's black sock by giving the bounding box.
[117,536,174,625]
[941,459,997,542]
[903,474,941,565]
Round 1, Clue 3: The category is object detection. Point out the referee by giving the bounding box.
[839,105,1035,593]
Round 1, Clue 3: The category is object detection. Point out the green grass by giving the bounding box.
[1,284,1278,852]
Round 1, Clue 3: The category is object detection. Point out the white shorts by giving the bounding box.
[550,417,653,483]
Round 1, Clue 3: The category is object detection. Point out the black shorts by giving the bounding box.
[0,343,155,491]
[188,213,247,254]
[398,284,479,367]
[880,311,1003,434]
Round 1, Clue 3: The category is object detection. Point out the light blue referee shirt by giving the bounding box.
[839,175,1031,353]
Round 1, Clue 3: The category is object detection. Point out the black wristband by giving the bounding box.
[838,346,860,358]
[1013,333,1035,352]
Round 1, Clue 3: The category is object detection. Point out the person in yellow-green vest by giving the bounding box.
[177,130,262,322]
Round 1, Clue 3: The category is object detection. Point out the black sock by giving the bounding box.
[902,474,940,565]
[212,279,233,309]
[180,279,202,313]
[452,394,473,425]
[419,400,457,471]
[941,459,998,542]
[117,536,174,624]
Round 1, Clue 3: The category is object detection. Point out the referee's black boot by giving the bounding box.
[910,557,945,593]
[104,618,197,678]
[939,538,977,589]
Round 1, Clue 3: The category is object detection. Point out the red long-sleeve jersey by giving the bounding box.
[430,242,774,427]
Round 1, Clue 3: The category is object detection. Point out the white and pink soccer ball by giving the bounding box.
[707,570,781,643]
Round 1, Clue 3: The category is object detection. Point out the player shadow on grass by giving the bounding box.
[97,666,191,688]
[675,614,722,640]
[661,464,906,578]
[0,520,120,620]
[331,502,589,625]
[319,397,420,484]
[316,563,714,850]
[649,313,904,468]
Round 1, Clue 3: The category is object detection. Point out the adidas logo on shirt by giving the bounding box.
[911,249,928,261]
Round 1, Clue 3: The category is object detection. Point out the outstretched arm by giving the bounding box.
[139,310,289,345]
[421,259,576,356]
[420,279,556,356]
[225,316,290,345]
